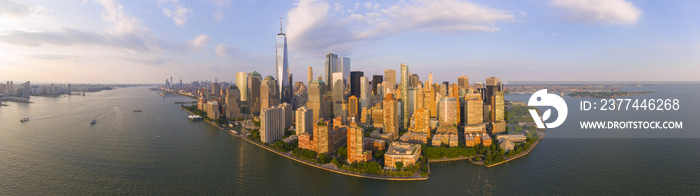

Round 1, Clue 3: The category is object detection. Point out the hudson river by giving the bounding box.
[1,85,699,195]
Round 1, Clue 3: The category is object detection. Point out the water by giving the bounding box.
[1,86,699,195]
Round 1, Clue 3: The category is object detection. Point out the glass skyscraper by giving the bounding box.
[276,20,290,103]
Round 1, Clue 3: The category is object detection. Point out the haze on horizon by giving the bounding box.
[1,0,699,84]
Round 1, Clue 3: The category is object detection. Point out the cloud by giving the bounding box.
[0,0,211,52]
[112,55,171,66]
[287,0,514,55]
[549,0,642,25]
[187,34,210,49]
[159,0,192,26]
[215,44,237,56]
[211,0,232,22]
[0,0,48,18]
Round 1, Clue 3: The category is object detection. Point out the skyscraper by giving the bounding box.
[485,77,499,105]
[324,53,338,91]
[248,71,263,115]
[360,76,370,109]
[347,123,371,163]
[428,72,433,88]
[236,72,248,102]
[226,85,242,119]
[261,76,280,110]
[372,75,383,95]
[410,74,420,87]
[211,78,220,97]
[308,76,327,122]
[401,63,410,129]
[350,71,363,97]
[296,107,313,135]
[383,93,399,140]
[338,57,351,83]
[348,95,358,121]
[261,106,284,144]
[307,67,313,85]
[332,72,345,122]
[384,69,396,91]
[276,19,290,104]
[458,75,469,90]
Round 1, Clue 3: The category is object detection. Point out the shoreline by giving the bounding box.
[179,105,543,180]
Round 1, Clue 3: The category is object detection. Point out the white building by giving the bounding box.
[261,106,284,144]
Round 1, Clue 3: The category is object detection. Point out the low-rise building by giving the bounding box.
[384,142,421,170]
[432,133,458,147]
[370,129,394,145]
[496,134,527,143]
[399,132,429,144]
[363,138,386,152]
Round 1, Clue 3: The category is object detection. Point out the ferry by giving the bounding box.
[90,119,97,124]
[188,115,203,121]
[20,117,30,122]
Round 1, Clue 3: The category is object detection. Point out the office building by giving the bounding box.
[211,78,221,97]
[307,76,328,122]
[276,20,291,103]
[372,75,383,95]
[225,85,242,119]
[307,67,313,85]
[408,108,431,136]
[458,75,469,90]
[236,72,248,102]
[261,76,280,110]
[410,74,420,87]
[384,69,396,91]
[350,71,363,98]
[348,95,359,120]
[438,97,459,126]
[248,71,263,114]
[324,53,338,91]
[360,76,370,109]
[332,72,345,120]
[465,93,483,125]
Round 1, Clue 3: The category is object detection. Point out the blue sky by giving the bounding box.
[1,0,699,84]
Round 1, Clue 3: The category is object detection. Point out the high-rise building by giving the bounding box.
[410,74,420,87]
[401,63,410,129]
[458,75,469,90]
[350,71,363,97]
[236,72,248,102]
[307,67,313,85]
[348,95,358,120]
[492,91,505,122]
[211,78,221,97]
[372,75,383,95]
[248,71,263,114]
[465,93,483,125]
[347,123,371,163]
[384,69,396,91]
[338,57,351,84]
[261,76,280,110]
[261,106,284,144]
[408,108,431,136]
[279,102,292,130]
[315,120,332,154]
[296,107,313,135]
[383,93,399,140]
[438,97,459,126]
[424,83,437,118]
[276,19,291,104]
[428,73,433,88]
[360,76,370,109]
[226,85,242,119]
[324,53,338,91]
[485,77,499,105]
[308,76,327,122]
[332,72,345,120]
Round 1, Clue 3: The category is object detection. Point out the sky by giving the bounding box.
[1,0,699,84]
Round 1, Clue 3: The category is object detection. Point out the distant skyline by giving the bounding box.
[1,0,699,84]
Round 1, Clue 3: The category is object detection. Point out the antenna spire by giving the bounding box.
[280,15,283,34]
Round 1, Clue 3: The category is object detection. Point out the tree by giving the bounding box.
[319,153,330,163]
[395,162,404,170]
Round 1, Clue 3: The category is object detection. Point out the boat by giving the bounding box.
[188,115,203,121]
[133,109,142,112]
[20,117,30,122]
[91,119,97,124]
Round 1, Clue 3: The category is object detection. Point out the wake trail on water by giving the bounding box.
[30,100,109,120]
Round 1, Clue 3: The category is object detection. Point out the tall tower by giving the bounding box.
[307,67,313,85]
[324,53,338,91]
[400,63,410,129]
[276,17,290,104]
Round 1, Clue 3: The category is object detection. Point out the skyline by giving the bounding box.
[1,0,700,84]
